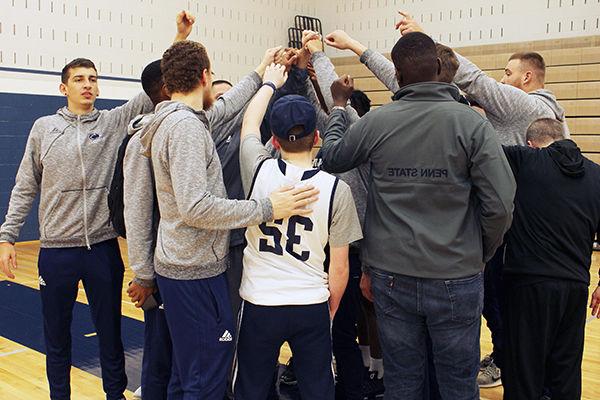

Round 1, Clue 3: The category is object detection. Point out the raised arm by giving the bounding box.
[321,77,373,173]
[208,47,280,135]
[324,30,399,93]
[239,64,288,194]
[396,11,536,124]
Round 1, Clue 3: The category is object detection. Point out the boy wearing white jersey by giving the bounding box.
[234,64,363,400]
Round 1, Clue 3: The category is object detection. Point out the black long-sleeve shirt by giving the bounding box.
[503,140,600,285]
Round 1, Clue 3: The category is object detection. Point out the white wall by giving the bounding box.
[318,0,600,57]
[1,0,599,99]
[0,0,316,99]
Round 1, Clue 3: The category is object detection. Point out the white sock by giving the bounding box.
[370,357,384,379]
[359,345,371,368]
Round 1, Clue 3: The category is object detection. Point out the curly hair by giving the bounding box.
[161,40,211,94]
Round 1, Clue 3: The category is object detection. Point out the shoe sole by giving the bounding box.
[478,380,502,388]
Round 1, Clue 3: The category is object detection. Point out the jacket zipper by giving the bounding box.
[76,116,91,250]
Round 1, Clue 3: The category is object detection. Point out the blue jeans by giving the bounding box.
[369,267,483,400]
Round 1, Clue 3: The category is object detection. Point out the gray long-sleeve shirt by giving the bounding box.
[321,82,516,279]
[359,48,570,145]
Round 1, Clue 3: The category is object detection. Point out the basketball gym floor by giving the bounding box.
[1,239,599,399]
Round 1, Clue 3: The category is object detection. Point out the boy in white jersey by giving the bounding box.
[233,64,363,400]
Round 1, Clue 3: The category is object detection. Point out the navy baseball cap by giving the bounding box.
[270,95,317,142]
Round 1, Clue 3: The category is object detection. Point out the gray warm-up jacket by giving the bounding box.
[0,93,153,248]
[123,71,271,284]
[321,82,516,279]
[359,48,569,145]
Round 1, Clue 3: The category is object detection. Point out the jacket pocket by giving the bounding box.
[444,272,484,324]
[43,190,84,239]
[86,186,111,235]
[42,187,110,240]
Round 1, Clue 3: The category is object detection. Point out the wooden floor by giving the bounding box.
[1,240,599,399]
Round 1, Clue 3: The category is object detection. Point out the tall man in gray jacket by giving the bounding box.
[135,40,318,399]
[0,60,153,400]
[320,32,516,400]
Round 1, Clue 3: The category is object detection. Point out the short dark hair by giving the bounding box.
[436,43,459,83]
[61,58,97,84]
[509,52,546,80]
[141,59,163,104]
[526,118,565,144]
[350,90,371,117]
[161,40,211,94]
[212,79,233,87]
[277,126,315,154]
[391,32,438,87]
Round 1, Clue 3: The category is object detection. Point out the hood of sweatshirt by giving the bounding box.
[127,113,155,136]
[547,139,585,178]
[530,89,566,122]
[57,106,101,123]
[139,101,209,157]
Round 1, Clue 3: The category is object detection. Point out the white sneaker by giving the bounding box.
[133,386,142,399]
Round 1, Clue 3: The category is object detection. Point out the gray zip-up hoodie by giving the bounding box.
[124,70,265,284]
[0,92,152,247]
[359,49,570,145]
[135,100,272,281]
[321,82,516,279]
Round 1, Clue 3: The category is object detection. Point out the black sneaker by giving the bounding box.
[362,371,384,399]
[280,358,297,386]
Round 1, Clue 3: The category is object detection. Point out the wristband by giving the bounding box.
[262,81,277,92]
[332,106,346,112]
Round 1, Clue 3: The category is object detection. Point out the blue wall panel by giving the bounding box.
[0,93,125,242]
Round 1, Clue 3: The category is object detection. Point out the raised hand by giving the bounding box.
[324,30,355,50]
[263,63,288,89]
[256,46,283,76]
[275,48,299,71]
[396,11,424,35]
[269,185,320,220]
[324,30,367,57]
[330,75,355,107]
[175,10,196,41]
[0,242,17,279]
[302,30,323,54]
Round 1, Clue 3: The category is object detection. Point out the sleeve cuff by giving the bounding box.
[359,48,375,65]
[133,276,155,288]
[261,198,274,222]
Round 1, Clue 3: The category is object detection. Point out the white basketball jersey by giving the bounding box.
[240,159,339,306]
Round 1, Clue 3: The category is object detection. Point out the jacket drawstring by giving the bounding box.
[76,116,91,250]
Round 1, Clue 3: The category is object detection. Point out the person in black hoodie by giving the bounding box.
[502,118,600,400]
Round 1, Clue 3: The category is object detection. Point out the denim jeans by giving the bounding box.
[369,267,483,400]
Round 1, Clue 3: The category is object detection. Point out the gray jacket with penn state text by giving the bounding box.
[321,82,516,279]
[0,93,153,248]
[359,48,569,146]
